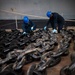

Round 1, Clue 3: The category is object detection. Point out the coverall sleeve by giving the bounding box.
[29,20,36,30]
[22,23,26,32]
[46,19,51,27]
[53,14,58,29]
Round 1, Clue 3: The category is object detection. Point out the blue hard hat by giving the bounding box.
[46,11,52,18]
[23,16,29,23]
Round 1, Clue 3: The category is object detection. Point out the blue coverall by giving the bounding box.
[46,13,65,33]
[22,20,36,33]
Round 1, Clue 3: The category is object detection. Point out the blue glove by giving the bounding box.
[44,26,47,30]
[23,32,26,35]
[31,27,34,31]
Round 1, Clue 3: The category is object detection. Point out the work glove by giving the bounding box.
[23,32,27,35]
[52,29,57,33]
[31,27,34,31]
[44,26,47,30]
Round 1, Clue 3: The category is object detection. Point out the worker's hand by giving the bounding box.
[52,29,57,33]
[23,32,27,35]
[31,27,34,31]
[44,26,47,30]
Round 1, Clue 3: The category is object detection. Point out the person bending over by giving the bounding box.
[44,11,65,33]
[22,16,36,35]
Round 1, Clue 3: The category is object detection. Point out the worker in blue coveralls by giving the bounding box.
[44,11,65,33]
[22,16,36,35]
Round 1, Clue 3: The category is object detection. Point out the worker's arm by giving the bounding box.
[46,19,51,26]
[53,14,58,29]
[22,23,27,34]
[30,20,36,30]
[22,23,26,32]
[44,19,51,30]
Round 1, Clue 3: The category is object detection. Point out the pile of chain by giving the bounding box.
[27,29,74,75]
[0,29,74,75]
[60,29,75,75]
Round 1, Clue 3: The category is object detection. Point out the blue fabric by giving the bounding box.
[46,12,65,32]
[22,20,36,33]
